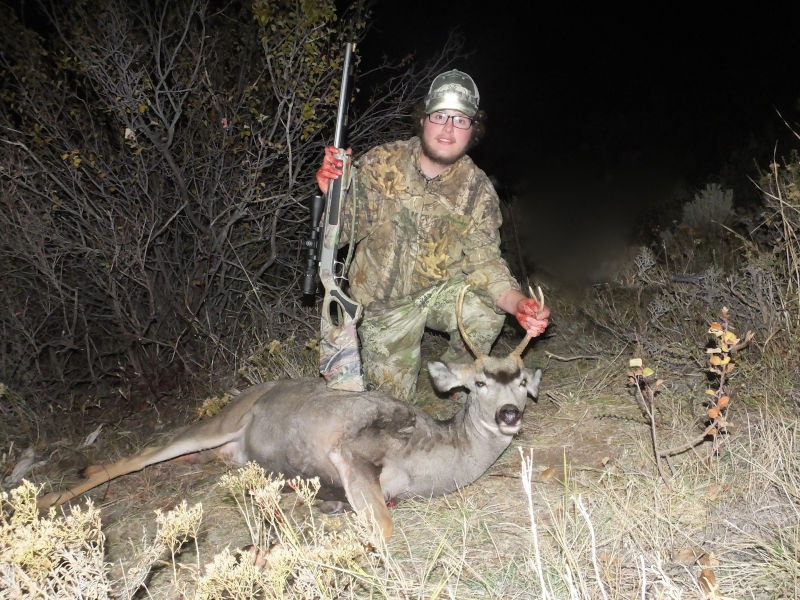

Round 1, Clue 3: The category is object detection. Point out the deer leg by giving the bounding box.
[37,446,168,510]
[38,422,248,511]
[80,447,217,481]
[328,448,393,541]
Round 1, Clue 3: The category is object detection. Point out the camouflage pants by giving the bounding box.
[358,280,506,401]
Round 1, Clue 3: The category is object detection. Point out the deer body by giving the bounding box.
[38,287,544,541]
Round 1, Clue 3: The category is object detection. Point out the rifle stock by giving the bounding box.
[317,42,364,391]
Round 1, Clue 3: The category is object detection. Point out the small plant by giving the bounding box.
[2,468,373,599]
[0,480,111,599]
[681,183,735,230]
[202,463,371,599]
[702,309,754,452]
[628,306,753,480]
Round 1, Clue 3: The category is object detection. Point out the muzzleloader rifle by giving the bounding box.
[301,42,364,391]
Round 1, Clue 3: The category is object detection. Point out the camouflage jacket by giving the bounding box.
[340,137,520,311]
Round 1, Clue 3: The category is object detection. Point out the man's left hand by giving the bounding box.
[515,297,550,337]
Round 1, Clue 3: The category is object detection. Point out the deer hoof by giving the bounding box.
[318,500,350,514]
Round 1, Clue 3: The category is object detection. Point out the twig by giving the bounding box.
[631,374,670,485]
[544,351,601,362]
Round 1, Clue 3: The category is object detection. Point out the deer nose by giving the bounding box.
[496,404,523,428]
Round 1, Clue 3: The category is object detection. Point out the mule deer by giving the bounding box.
[38,286,543,541]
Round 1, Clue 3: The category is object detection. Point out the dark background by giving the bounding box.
[361,2,800,279]
[363,3,799,183]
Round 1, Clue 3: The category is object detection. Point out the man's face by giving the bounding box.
[419,110,473,167]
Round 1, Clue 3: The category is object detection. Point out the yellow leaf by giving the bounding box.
[705,389,717,396]
[138,103,147,113]
[629,358,643,368]
[709,355,730,366]
[722,331,739,345]
[642,367,654,377]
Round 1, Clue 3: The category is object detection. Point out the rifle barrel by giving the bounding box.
[333,42,355,149]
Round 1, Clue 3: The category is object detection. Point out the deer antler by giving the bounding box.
[455,285,486,359]
[510,285,545,359]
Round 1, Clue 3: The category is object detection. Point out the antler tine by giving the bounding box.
[511,285,545,358]
[456,285,485,359]
[530,285,544,309]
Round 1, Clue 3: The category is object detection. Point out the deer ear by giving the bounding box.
[526,368,543,399]
[427,361,463,392]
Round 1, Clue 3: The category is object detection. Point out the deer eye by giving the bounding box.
[475,380,486,388]
[520,378,527,387]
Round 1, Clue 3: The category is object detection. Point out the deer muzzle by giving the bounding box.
[495,404,524,434]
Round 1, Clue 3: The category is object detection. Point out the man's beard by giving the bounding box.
[420,136,468,167]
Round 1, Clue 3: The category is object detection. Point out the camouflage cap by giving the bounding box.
[424,69,480,117]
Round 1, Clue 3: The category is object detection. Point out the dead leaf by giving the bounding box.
[698,552,720,567]
[671,547,702,563]
[5,447,37,485]
[717,396,730,408]
[598,551,617,565]
[707,484,722,501]
[79,424,103,449]
[698,567,717,597]
[539,467,555,482]
[708,407,721,419]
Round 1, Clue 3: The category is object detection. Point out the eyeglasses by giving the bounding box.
[427,111,474,130]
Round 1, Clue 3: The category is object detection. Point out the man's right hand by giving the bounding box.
[316,145,352,195]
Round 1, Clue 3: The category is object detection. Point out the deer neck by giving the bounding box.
[431,398,514,464]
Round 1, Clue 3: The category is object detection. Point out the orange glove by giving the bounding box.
[316,145,352,195]
[515,297,550,337]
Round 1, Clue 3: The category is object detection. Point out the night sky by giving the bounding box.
[361,3,800,279]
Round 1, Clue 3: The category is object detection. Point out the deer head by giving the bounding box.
[427,285,543,436]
